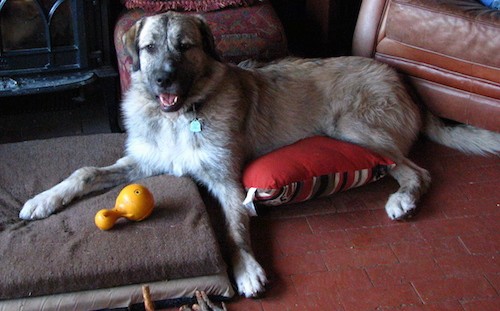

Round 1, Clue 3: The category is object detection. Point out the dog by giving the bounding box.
[19,12,500,297]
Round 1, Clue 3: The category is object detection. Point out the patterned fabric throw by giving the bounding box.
[124,0,258,12]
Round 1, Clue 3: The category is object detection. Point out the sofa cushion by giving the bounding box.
[380,0,500,90]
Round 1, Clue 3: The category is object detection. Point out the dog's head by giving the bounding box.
[122,12,221,113]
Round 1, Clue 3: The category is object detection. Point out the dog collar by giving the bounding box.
[187,101,204,113]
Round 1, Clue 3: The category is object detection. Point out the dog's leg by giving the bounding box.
[385,158,431,219]
[329,119,430,220]
[346,143,431,219]
[19,156,146,220]
[207,180,267,297]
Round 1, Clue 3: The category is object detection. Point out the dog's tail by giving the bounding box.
[423,112,500,156]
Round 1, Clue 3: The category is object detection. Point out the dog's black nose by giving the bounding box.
[154,70,175,87]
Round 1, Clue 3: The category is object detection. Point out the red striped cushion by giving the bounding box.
[242,136,395,213]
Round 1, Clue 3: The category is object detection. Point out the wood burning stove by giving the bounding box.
[0,0,120,131]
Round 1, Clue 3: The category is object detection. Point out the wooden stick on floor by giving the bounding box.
[142,285,155,311]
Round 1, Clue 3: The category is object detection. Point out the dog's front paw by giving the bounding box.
[233,249,267,297]
[19,192,64,220]
[385,192,416,220]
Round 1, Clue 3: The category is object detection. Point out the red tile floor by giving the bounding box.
[173,139,499,311]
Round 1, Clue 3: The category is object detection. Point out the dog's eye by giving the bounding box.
[179,43,192,52]
[144,44,156,53]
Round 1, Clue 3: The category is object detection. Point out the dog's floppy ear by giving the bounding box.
[195,16,221,62]
[122,19,143,71]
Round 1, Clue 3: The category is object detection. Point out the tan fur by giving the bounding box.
[20,12,500,297]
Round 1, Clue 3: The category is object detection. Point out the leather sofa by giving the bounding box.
[353,0,499,132]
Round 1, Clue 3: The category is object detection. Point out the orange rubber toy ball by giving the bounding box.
[95,184,155,230]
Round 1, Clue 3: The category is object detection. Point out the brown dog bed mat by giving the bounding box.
[0,134,234,310]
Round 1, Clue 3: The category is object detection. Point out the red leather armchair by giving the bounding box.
[353,0,500,132]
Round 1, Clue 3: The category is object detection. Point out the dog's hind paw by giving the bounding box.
[385,192,416,220]
[233,249,267,297]
[19,192,63,220]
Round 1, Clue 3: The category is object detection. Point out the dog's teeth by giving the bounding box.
[173,96,178,104]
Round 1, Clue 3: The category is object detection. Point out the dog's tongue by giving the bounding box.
[159,93,178,106]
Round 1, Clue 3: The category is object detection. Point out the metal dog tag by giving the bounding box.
[190,119,202,132]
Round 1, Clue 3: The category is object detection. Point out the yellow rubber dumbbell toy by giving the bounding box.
[95,184,154,230]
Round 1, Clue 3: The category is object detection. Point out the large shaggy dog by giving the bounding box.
[19,12,500,297]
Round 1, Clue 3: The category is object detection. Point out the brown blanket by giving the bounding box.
[0,134,226,300]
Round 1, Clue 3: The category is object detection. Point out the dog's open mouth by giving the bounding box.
[158,93,182,112]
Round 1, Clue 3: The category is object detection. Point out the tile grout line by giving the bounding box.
[409,281,426,305]
[456,236,472,255]
[362,267,375,288]
[482,274,500,296]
